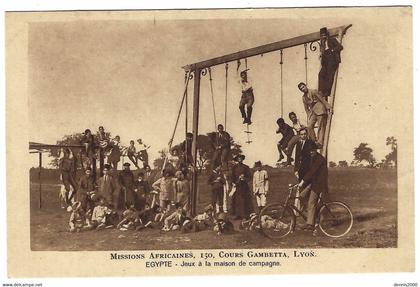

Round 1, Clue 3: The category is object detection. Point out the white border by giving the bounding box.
[0,1,417,287]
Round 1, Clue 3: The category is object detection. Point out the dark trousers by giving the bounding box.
[62,172,78,203]
[239,89,255,121]
[91,157,97,181]
[139,151,149,168]
[127,153,139,168]
[99,148,105,177]
[211,187,224,210]
[318,64,339,97]
[212,148,230,169]
[81,153,97,181]
[277,134,294,163]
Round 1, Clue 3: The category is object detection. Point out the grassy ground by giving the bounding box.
[30,167,397,250]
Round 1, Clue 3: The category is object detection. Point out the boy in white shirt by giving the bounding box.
[252,161,269,213]
[237,66,255,125]
[91,198,113,230]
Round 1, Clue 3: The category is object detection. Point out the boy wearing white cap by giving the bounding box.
[252,161,269,213]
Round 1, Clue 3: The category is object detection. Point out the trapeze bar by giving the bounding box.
[182,24,352,71]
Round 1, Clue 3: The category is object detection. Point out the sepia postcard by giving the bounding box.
[5,7,413,277]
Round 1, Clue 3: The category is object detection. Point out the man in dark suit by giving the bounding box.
[119,162,136,209]
[143,165,160,207]
[97,165,116,205]
[298,142,328,231]
[294,128,316,182]
[143,165,159,187]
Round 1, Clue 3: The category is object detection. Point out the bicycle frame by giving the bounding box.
[260,183,353,238]
[282,184,327,227]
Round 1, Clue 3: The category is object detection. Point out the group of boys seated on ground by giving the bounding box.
[64,151,285,236]
[64,153,241,236]
[67,192,236,236]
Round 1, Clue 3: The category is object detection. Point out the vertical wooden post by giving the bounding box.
[322,30,345,159]
[38,152,42,209]
[191,68,201,216]
[224,63,228,129]
[185,71,189,138]
[185,71,189,165]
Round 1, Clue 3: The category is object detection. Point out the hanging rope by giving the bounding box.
[245,58,248,69]
[304,43,308,85]
[224,63,229,129]
[163,70,192,172]
[280,49,284,117]
[208,67,217,131]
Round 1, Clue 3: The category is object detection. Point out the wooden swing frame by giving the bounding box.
[182,24,352,215]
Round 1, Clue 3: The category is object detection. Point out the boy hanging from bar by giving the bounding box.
[237,60,255,125]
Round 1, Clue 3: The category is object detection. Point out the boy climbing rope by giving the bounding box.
[237,60,254,125]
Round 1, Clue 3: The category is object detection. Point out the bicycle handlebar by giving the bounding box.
[288,183,299,189]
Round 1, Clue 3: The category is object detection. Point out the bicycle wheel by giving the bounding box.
[259,204,295,239]
[318,201,353,238]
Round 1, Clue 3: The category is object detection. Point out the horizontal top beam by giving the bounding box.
[182,24,352,71]
[29,143,84,150]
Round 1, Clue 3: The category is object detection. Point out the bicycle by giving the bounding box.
[259,183,353,239]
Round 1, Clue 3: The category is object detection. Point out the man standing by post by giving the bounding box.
[298,142,328,231]
[119,162,136,209]
[294,128,316,182]
[211,124,231,170]
[97,164,115,206]
[298,82,332,147]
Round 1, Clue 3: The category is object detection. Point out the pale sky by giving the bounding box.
[28,8,411,167]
